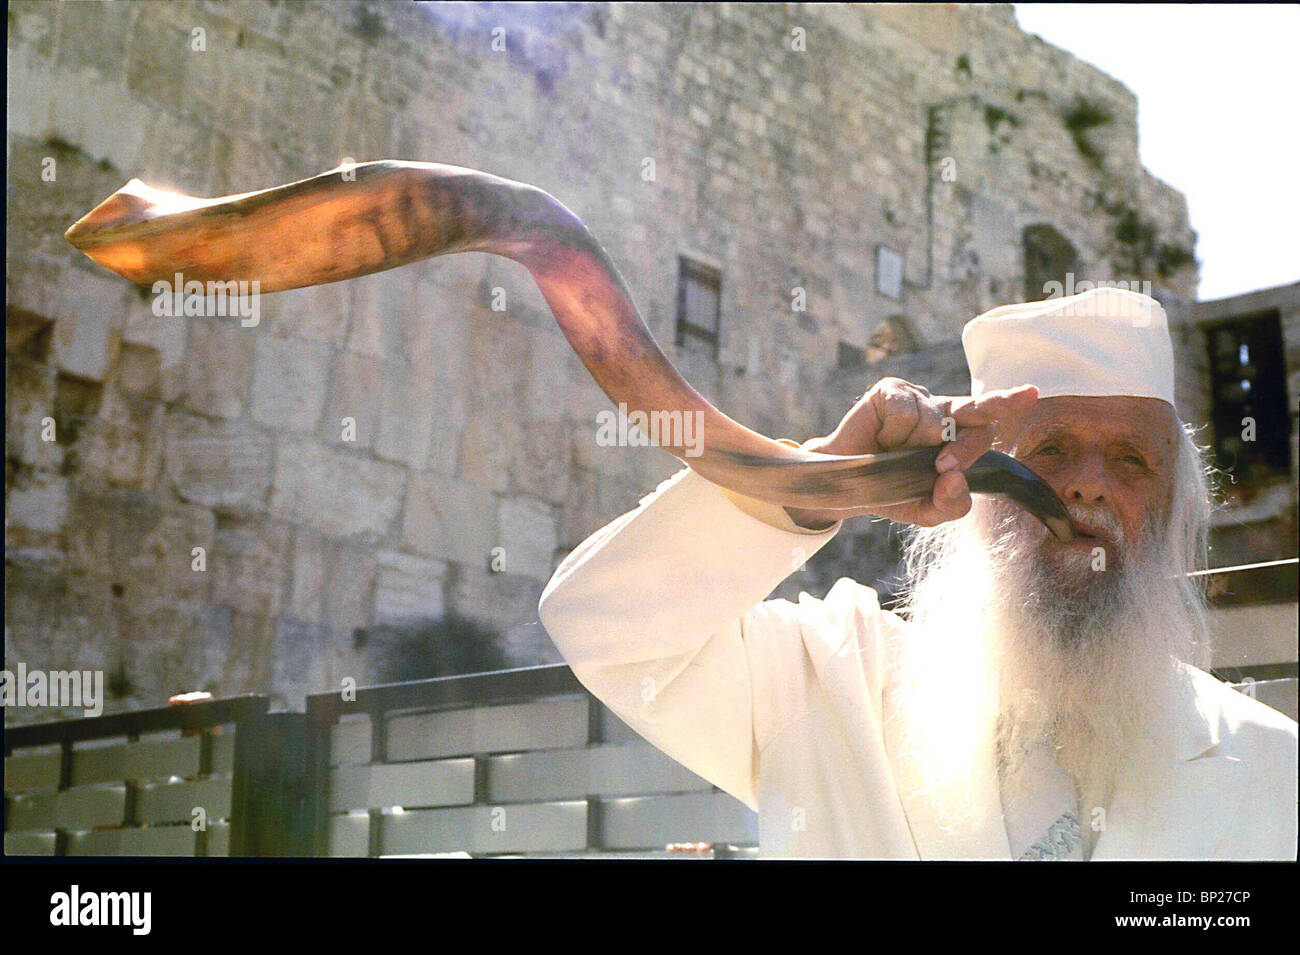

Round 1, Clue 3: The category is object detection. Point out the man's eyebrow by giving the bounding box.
[1020,424,1068,447]
[1018,423,1165,460]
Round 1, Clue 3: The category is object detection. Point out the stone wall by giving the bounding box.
[6,1,1205,719]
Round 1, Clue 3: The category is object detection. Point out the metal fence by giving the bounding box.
[4,666,759,858]
[5,557,1296,857]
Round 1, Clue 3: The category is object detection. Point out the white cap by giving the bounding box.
[962,287,1175,406]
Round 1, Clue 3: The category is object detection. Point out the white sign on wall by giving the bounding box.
[876,246,904,300]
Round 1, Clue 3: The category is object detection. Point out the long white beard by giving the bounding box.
[889,492,1207,831]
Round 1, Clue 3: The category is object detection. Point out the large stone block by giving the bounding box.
[374,362,440,468]
[49,65,151,172]
[64,480,215,605]
[560,467,638,550]
[322,542,377,634]
[444,564,546,639]
[248,334,331,433]
[457,412,518,492]
[121,299,188,379]
[114,343,164,400]
[50,274,128,382]
[4,469,68,560]
[5,358,64,471]
[163,414,273,511]
[286,527,327,625]
[77,387,164,490]
[269,437,406,543]
[269,618,334,703]
[509,418,570,505]
[318,349,383,450]
[496,495,558,581]
[221,611,275,696]
[183,319,254,419]
[372,551,448,626]
[401,472,497,567]
[272,282,351,346]
[345,273,406,360]
[210,514,292,618]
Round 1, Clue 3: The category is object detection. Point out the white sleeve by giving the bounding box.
[538,465,843,810]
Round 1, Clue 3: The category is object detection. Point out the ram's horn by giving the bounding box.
[65,160,1073,540]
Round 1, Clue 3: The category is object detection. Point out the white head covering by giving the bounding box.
[962,287,1175,406]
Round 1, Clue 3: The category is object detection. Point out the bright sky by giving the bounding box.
[1012,4,1300,301]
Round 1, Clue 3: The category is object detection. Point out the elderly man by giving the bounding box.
[538,287,1297,860]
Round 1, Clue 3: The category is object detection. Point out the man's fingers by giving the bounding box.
[909,470,971,525]
[871,384,925,448]
[948,384,1038,426]
[935,423,994,473]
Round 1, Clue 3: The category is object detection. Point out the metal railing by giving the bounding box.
[5,560,1295,857]
[5,666,759,858]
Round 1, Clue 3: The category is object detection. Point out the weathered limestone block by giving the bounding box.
[77,387,164,489]
[4,468,68,559]
[270,618,334,701]
[457,412,519,492]
[5,358,64,471]
[401,471,497,567]
[114,343,163,399]
[163,414,273,511]
[269,436,405,543]
[183,319,254,419]
[49,66,152,173]
[286,527,327,625]
[444,564,545,636]
[248,334,331,433]
[50,273,127,382]
[64,479,215,604]
[372,550,448,625]
[121,299,188,400]
[374,362,440,468]
[113,596,210,704]
[510,418,570,504]
[273,282,351,346]
[496,495,558,581]
[319,349,383,450]
[322,542,377,634]
[560,466,639,551]
[345,274,406,360]
[210,513,292,618]
[222,611,275,695]
[425,378,468,475]
[189,604,233,693]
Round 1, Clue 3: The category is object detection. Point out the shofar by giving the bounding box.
[64,160,1072,540]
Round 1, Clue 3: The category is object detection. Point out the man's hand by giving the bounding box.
[784,378,1038,530]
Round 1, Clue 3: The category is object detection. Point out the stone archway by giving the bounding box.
[1022,223,1080,301]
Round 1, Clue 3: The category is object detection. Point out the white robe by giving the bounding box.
[538,465,1298,860]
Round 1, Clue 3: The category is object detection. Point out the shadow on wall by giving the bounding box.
[353,612,515,684]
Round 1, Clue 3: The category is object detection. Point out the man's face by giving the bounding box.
[998,395,1179,567]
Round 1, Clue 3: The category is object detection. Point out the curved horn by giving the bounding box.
[65,160,1072,539]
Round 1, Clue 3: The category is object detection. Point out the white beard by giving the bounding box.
[889,492,1206,831]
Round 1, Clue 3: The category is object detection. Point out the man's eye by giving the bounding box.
[1037,445,1061,455]
[1122,454,1146,467]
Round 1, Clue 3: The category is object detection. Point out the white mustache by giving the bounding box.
[1065,503,1123,543]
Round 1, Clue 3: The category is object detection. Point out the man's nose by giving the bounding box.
[1061,451,1109,503]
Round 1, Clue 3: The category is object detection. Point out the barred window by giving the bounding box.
[1204,310,1290,487]
[676,258,721,359]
